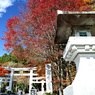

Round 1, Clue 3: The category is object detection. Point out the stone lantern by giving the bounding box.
[55,10,95,95]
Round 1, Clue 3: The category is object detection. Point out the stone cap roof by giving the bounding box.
[57,10,95,14]
[54,10,95,44]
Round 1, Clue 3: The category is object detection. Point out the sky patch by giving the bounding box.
[0,0,15,17]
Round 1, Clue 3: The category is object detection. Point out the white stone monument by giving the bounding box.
[45,64,53,93]
[55,10,95,95]
[63,37,95,95]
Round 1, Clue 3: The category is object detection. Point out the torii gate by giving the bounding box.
[12,64,53,95]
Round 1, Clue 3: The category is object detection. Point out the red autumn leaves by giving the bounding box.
[0,67,11,76]
[4,0,91,51]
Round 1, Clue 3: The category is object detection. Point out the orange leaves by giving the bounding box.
[0,67,11,77]
[83,0,92,4]
[36,60,51,77]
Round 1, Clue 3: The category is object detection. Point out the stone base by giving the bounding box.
[63,85,73,95]
[64,56,95,95]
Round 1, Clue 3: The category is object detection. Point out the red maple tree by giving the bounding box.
[3,0,91,62]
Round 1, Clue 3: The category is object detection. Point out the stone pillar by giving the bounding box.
[41,80,45,95]
[73,54,95,95]
[45,64,53,93]
[63,37,95,95]
[0,79,2,93]
[9,69,14,91]
[29,70,33,95]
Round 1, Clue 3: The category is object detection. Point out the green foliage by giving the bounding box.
[33,83,40,88]
[45,93,53,95]
[1,82,7,93]
[19,59,26,64]
[0,53,18,63]
[17,82,26,90]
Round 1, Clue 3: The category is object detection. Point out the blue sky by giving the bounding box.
[0,0,26,57]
